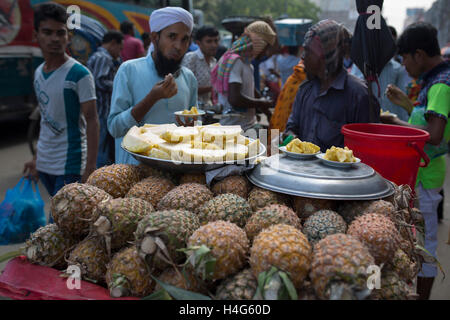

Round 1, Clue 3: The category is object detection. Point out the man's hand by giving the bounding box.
[81,165,96,183]
[23,158,39,182]
[380,114,400,125]
[385,84,414,114]
[282,130,298,142]
[151,74,178,101]
[257,99,273,121]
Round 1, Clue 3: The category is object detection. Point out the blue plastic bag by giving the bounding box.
[0,177,46,245]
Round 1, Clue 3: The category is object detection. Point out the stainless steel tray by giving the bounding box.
[247,154,394,200]
[122,140,266,173]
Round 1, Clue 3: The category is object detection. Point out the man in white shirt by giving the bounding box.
[182,26,220,106]
[24,3,99,200]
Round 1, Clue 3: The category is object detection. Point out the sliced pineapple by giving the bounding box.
[201,126,242,143]
[324,146,357,163]
[286,139,320,154]
[247,139,261,158]
[224,143,249,161]
[148,148,171,160]
[161,127,200,143]
[123,126,153,154]
[182,106,200,115]
[183,148,227,163]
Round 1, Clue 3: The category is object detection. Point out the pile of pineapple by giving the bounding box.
[13,164,423,300]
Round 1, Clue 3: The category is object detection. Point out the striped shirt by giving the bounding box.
[87,47,121,120]
[34,57,96,176]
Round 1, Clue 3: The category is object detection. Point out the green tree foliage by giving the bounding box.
[194,0,321,28]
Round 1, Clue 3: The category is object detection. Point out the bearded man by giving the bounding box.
[108,7,198,164]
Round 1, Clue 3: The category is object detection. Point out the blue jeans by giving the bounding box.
[38,172,81,224]
[97,115,115,168]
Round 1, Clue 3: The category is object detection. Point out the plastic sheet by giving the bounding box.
[0,257,138,300]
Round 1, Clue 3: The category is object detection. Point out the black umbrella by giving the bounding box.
[350,0,396,118]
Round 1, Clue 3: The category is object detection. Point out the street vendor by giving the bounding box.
[211,21,276,131]
[283,20,380,151]
[382,22,450,300]
[108,7,198,165]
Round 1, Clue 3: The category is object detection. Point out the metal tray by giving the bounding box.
[247,153,394,201]
[122,140,266,173]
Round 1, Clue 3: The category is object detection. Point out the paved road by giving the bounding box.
[0,117,448,299]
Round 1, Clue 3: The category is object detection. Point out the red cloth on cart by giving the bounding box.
[0,257,139,300]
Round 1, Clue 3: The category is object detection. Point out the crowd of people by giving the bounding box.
[21,2,449,300]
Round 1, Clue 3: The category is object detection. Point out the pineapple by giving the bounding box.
[336,200,373,224]
[66,237,109,284]
[51,183,112,239]
[370,271,413,300]
[179,173,207,185]
[362,200,396,219]
[198,194,252,228]
[245,204,302,242]
[386,249,418,283]
[135,210,200,271]
[347,213,401,264]
[106,246,155,298]
[309,234,375,300]
[298,279,319,300]
[302,210,347,246]
[135,164,179,184]
[155,267,204,293]
[24,224,76,269]
[216,269,258,300]
[157,183,213,214]
[212,176,250,199]
[126,176,175,208]
[186,221,249,281]
[93,198,154,254]
[293,197,337,220]
[249,224,312,289]
[248,187,291,212]
[87,164,141,198]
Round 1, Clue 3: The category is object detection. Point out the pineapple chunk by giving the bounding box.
[143,124,177,135]
[324,146,357,163]
[161,127,200,143]
[182,106,200,115]
[236,135,251,146]
[201,126,242,142]
[224,143,248,161]
[157,142,192,162]
[286,139,320,154]
[123,126,153,154]
[183,148,227,163]
[247,139,261,158]
[148,148,171,160]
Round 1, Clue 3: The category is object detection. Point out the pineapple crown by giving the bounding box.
[178,245,216,282]
[254,267,298,300]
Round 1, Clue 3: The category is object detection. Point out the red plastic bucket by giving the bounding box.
[341,123,430,191]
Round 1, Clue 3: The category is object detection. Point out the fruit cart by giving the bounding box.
[0,123,422,300]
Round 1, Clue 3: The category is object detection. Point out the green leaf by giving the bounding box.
[142,289,173,300]
[150,276,212,300]
[279,271,298,300]
[0,250,23,263]
[415,244,446,279]
[179,245,216,281]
